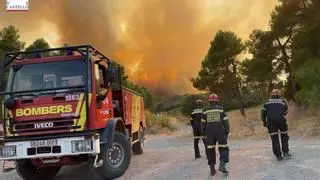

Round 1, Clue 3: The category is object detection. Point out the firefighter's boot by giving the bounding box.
[283,152,292,158]
[219,162,228,173]
[210,166,216,176]
[276,156,283,161]
[195,154,201,159]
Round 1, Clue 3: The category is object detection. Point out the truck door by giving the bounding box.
[95,63,113,125]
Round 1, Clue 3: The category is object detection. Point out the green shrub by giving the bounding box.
[295,59,320,108]
[145,111,177,134]
[167,106,181,116]
[180,92,263,115]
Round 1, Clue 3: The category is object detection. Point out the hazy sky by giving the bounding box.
[0,0,278,94]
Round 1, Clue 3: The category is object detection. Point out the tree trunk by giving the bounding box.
[236,82,246,117]
[286,73,297,101]
[280,54,296,101]
[260,82,266,102]
[231,62,246,117]
[276,37,296,101]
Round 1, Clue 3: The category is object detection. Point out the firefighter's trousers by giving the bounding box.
[206,123,229,166]
[267,119,289,157]
[192,122,207,157]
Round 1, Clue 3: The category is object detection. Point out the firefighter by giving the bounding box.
[190,99,207,159]
[261,89,292,161]
[203,93,229,175]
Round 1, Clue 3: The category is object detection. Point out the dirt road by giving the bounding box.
[1,133,320,180]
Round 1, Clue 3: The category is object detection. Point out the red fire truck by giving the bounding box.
[0,45,146,180]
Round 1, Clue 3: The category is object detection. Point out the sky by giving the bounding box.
[0,0,278,94]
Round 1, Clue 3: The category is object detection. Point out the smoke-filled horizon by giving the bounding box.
[0,0,277,94]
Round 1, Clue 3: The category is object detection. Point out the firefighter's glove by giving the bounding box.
[225,132,230,139]
[190,120,194,126]
[263,121,268,128]
[225,131,229,136]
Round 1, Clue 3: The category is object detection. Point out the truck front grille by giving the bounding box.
[12,117,82,135]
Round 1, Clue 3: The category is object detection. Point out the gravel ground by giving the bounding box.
[1,134,320,180]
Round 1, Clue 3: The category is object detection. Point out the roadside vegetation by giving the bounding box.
[228,102,320,139]
[191,0,320,115]
[145,111,178,134]
[185,0,320,138]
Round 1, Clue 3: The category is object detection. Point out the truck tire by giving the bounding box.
[132,126,144,154]
[96,131,131,180]
[16,159,61,180]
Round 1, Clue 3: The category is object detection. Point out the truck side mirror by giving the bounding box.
[12,64,22,72]
[4,96,15,109]
[105,68,116,86]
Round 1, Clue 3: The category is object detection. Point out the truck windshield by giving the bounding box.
[7,60,87,92]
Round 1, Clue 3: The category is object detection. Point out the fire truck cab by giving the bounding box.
[0,45,146,180]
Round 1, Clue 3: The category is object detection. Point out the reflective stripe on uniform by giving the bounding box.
[191,109,203,114]
[204,109,223,114]
[261,107,266,110]
[270,132,278,136]
[207,144,228,149]
[194,136,205,139]
[217,144,228,148]
[201,119,206,123]
[280,131,287,134]
[223,117,228,120]
[266,100,286,106]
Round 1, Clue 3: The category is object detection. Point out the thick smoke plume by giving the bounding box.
[0,0,277,94]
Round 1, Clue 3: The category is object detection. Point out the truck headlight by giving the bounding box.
[71,140,93,153]
[0,146,17,158]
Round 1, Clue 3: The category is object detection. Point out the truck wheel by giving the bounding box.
[96,131,131,180]
[132,126,144,154]
[16,160,61,180]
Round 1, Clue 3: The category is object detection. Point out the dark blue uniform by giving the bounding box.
[261,98,289,158]
[190,108,207,158]
[203,105,229,167]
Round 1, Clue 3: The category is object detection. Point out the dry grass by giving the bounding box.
[227,106,268,140]
[145,111,178,135]
[286,103,320,137]
[228,102,320,140]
